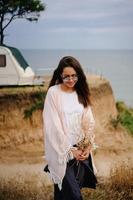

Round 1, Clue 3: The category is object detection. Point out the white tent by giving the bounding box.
[0,45,35,85]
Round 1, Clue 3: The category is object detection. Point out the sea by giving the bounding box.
[21,49,133,107]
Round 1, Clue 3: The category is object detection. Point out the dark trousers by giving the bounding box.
[54,160,83,200]
[54,155,97,200]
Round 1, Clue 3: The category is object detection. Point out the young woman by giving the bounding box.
[43,56,97,200]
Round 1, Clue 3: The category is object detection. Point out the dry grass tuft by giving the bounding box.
[82,163,133,200]
[109,163,133,191]
[0,172,53,200]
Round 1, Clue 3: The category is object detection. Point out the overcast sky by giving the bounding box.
[5,0,133,49]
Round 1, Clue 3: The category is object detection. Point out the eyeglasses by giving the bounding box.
[61,74,78,82]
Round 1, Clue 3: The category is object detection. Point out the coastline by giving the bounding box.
[22,48,133,107]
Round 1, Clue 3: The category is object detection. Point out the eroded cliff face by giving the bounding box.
[0,88,44,149]
[90,77,118,147]
[0,76,117,149]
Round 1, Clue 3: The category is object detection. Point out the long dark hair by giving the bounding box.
[49,56,91,107]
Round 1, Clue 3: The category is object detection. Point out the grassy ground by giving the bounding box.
[0,164,132,200]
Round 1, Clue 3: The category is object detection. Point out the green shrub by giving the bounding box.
[24,88,46,119]
[116,101,133,135]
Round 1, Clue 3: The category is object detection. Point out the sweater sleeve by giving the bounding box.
[43,88,71,165]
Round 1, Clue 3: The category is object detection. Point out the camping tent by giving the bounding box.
[0,45,35,85]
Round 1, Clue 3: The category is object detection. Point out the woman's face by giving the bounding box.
[61,67,78,89]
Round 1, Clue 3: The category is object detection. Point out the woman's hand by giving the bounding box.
[71,149,83,160]
[71,145,92,161]
[78,145,92,161]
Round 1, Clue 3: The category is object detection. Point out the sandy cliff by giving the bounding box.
[0,75,132,177]
[0,76,116,149]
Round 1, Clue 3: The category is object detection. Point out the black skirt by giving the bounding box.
[44,154,97,200]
